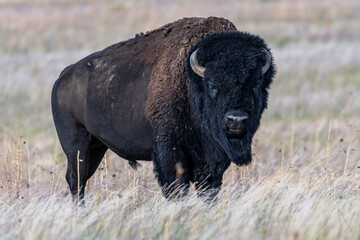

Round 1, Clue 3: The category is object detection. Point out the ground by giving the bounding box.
[0,0,360,239]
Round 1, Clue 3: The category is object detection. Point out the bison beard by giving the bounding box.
[51,17,275,202]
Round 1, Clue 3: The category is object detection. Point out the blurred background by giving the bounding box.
[1,0,359,196]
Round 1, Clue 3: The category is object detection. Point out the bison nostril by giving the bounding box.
[226,117,234,124]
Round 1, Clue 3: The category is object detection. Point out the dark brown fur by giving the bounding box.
[145,17,237,131]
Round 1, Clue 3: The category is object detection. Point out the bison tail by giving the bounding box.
[128,160,141,170]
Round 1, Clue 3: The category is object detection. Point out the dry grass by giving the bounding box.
[1,135,360,239]
[1,0,360,239]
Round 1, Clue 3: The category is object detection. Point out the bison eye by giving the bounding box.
[208,84,218,98]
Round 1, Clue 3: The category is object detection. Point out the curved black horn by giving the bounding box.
[262,48,271,74]
[190,49,205,78]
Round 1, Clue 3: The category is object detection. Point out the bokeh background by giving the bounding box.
[1,0,360,239]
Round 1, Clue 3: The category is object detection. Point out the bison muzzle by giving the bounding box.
[51,17,275,201]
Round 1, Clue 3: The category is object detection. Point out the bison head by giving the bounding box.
[187,32,275,166]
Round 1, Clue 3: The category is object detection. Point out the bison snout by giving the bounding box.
[224,111,249,138]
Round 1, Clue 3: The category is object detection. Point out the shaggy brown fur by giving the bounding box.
[145,17,237,131]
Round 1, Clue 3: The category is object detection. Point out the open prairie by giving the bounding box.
[1,0,360,239]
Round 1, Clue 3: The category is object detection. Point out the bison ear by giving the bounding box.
[261,48,271,74]
[190,49,206,78]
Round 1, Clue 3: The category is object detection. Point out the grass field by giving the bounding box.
[1,0,360,239]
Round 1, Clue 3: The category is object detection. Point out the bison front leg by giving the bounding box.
[193,160,230,201]
[152,141,190,200]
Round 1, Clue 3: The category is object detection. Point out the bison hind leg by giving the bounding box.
[128,160,141,170]
[61,126,91,203]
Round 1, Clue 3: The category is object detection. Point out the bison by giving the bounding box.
[51,17,275,201]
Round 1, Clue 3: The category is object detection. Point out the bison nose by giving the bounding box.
[224,111,249,138]
[225,115,248,126]
[225,112,248,129]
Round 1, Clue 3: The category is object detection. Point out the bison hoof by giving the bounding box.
[197,188,220,202]
[162,183,190,200]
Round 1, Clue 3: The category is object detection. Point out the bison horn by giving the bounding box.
[190,49,206,78]
[262,48,271,74]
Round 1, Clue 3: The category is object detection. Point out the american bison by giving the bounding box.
[51,17,275,200]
